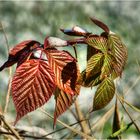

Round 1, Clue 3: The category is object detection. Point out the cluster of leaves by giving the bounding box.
[0,17,127,126]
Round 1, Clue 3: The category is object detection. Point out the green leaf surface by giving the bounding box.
[108,33,127,76]
[86,36,108,52]
[78,70,102,87]
[87,45,98,61]
[86,53,104,78]
[100,53,114,79]
[92,77,115,111]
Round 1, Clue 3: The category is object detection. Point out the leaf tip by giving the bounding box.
[90,17,110,33]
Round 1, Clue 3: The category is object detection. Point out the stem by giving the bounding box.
[67,38,86,46]
[0,114,22,139]
[0,22,12,116]
[74,100,90,136]
[40,108,95,139]
[117,94,140,133]
[43,119,88,138]
[4,69,12,115]
[0,130,52,140]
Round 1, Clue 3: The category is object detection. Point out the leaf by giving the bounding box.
[108,122,133,139]
[90,17,109,33]
[45,49,79,95]
[0,40,41,71]
[9,40,40,56]
[87,45,98,61]
[100,53,115,79]
[108,33,127,76]
[86,53,104,78]
[86,36,108,52]
[92,77,115,111]
[53,86,80,127]
[12,59,56,124]
[112,99,121,139]
[78,70,102,87]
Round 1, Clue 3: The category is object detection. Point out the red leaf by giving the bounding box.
[0,40,40,71]
[53,85,80,127]
[12,59,56,124]
[9,40,40,56]
[45,49,79,95]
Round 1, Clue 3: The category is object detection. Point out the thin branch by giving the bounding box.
[72,45,78,59]
[118,95,140,113]
[117,94,140,133]
[90,105,114,134]
[0,114,22,139]
[0,22,10,53]
[39,108,95,139]
[68,108,78,121]
[42,119,88,137]
[124,76,140,96]
[108,122,133,139]
[0,131,52,140]
[0,22,12,115]
[74,100,90,136]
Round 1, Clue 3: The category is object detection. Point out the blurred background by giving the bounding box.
[0,1,140,139]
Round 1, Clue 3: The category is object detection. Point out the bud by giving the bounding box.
[44,37,67,48]
[72,25,87,34]
[60,25,90,36]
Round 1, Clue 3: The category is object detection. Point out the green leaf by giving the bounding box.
[108,33,127,76]
[86,36,108,52]
[78,70,102,87]
[87,45,97,61]
[108,122,133,139]
[86,53,104,78]
[100,53,115,79]
[92,77,115,111]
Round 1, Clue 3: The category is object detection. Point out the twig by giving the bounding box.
[124,76,140,96]
[0,114,22,139]
[42,119,88,137]
[0,131,52,140]
[108,122,133,139]
[39,108,95,139]
[90,106,114,134]
[0,22,12,115]
[74,100,90,136]
[68,108,78,121]
[117,94,140,133]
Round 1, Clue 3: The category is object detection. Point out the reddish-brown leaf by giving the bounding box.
[45,49,79,95]
[90,17,110,33]
[53,85,80,127]
[0,40,41,71]
[12,59,56,124]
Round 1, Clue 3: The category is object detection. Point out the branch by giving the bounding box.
[117,94,140,133]
[0,22,12,115]
[0,130,52,140]
[74,100,90,136]
[39,108,95,139]
[0,114,22,139]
